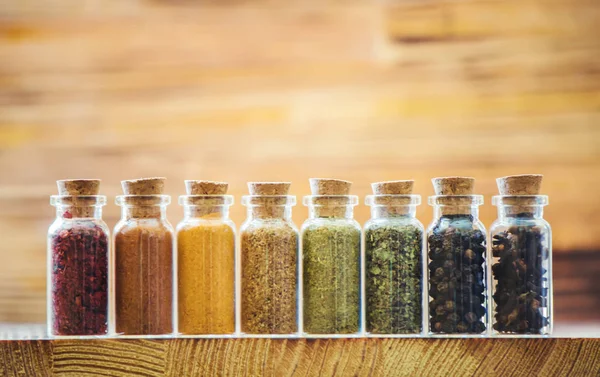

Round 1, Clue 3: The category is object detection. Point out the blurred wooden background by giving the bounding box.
[0,0,599,324]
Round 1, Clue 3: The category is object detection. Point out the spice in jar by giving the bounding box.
[114,177,174,335]
[177,180,235,335]
[427,177,487,335]
[491,174,551,334]
[365,180,423,334]
[48,179,109,336]
[302,178,361,334]
[241,182,298,334]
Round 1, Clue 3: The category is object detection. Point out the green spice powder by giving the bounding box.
[302,221,361,334]
[365,221,423,334]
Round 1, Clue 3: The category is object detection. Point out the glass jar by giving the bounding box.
[490,195,552,335]
[48,194,110,336]
[302,195,361,335]
[177,194,235,335]
[427,195,487,336]
[240,190,299,335]
[364,194,424,335]
[114,194,174,335]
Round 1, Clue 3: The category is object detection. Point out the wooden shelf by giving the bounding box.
[2,337,599,376]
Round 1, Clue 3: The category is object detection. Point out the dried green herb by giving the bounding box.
[365,221,422,334]
[302,221,361,334]
[241,221,298,334]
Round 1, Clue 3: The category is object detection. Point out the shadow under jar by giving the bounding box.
[48,194,110,336]
[490,195,552,336]
[240,192,299,335]
[427,195,487,336]
[364,194,424,335]
[302,195,361,335]
[114,194,174,336]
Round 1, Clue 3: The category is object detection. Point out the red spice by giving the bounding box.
[50,223,108,335]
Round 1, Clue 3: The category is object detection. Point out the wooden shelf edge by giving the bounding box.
[1,338,599,376]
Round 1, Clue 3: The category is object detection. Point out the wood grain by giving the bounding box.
[0,0,599,322]
[1,338,600,376]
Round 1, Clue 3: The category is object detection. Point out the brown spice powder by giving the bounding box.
[115,224,173,335]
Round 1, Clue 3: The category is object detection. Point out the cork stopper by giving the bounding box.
[309,178,352,195]
[496,174,543,195]
[372,180,414,195]
[247,182,290,196]
[121,177,165,195]
[185,180,228,195]
[57,179,100,196]
[432,177,474,195]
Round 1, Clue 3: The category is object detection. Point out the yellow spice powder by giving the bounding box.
[177,222,235,334]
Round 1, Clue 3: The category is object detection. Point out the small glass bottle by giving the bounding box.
[177,180,235,335]
[48,179,109,336]
[427,177,487,336]
[114,177,174,336]
[490,174,552,336]
[302,178,361,335]
[364,180,424,336]
[240,182,299,335]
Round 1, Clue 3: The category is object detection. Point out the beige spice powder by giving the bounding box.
[241,222,298,334]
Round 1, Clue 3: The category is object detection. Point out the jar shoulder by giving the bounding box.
[176,218,236,234]
[301,218,361,234]
[114,218,174,236]
[240,218,298,234]
[364,217,424,233]
[48,218,110,237]
[490,217,551,234]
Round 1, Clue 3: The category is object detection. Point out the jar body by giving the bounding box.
[114,196,174,335]
[364,214,424,335]
[427,197,487,335]
[302,197,361,335]
[47,198,110,336]
[240,197,299,334]
[176,198,235,335]
[490,197,552,335]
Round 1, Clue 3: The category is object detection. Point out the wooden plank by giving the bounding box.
[1,338,600,376]
[0,340,51,377]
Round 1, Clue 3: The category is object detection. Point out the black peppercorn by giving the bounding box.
[428,214,487,334]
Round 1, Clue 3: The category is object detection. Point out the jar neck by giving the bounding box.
[492,195,548,220]
[51,195,106,219]
[308,205,355,219]
[116,195,170,220]
[121,205,167,220]
[429,195,483,218]
[242,195,295,220]
[184,205,230,220]
[56,205,103,219]
[496,205,544,220]
[433,205,480,218]
[370,205,416,219]
[179,195,233,221]
[247,205,292,220]
[303,195,358,220]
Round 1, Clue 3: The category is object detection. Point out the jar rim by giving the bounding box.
[50,195,107,206]
[365,194,421,206]
[303,195,359,207]
[179,195,234,206]
[241,195,296,207]
[428,195,484,206]
[492,195,548,206]
[115,194,171,206]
